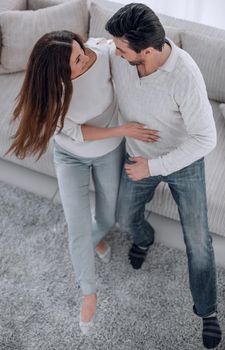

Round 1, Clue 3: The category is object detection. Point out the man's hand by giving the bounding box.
[124,157,150,181]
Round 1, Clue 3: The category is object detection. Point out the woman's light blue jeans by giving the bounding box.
[54,141,124,295]
[117,155,217,317]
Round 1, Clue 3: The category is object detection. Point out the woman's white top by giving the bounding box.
[54,38,121,158]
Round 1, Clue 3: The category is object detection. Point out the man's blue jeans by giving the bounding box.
[117,155,217,317]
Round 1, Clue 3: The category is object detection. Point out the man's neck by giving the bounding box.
[137,42,171,78]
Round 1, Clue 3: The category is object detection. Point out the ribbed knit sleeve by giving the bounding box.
[149,64,217,176]
[60,117,84,143]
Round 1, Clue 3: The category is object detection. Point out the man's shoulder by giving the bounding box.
[175,47,203,79]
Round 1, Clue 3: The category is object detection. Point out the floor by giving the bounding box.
[1,157,225,267]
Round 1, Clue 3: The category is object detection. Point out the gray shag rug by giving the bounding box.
[0,180,225,350]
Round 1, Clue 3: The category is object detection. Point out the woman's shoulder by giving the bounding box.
[85,37,113,54]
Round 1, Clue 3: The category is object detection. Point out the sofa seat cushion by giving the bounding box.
[0,0,88,73]
[89,0,181,47]
[0,73,56,177]
[181,32,225,103]
[148,100,225,237]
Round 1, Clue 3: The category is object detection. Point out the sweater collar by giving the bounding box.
[158,38,179,72]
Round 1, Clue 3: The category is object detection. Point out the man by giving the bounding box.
[105,3,222,349]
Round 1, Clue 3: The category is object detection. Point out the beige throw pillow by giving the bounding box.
[28,0,71,10]
[0,0,88,73]
[0,0,27,59]
[89,0,121,39]
[0,0,27,12]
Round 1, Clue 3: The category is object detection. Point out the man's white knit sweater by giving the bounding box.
[110,39,217,176]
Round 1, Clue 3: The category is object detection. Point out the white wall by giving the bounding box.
[111,0,225,30]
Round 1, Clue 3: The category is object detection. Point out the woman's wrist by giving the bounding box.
[105,126,124,138]
[114,125,124,137]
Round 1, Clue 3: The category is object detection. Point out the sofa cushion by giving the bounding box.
[0,0,27,70]
[0,0,27,12]
[89,0,125,39]
[89,0,181,47]
[28,0,71,10]
[0,0,89,74]
[157,12,225,41]
[219,104,225,118]
[181,32,225,103]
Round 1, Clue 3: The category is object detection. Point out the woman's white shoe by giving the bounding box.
[79,295,96,336]
[95,241,111,263]
[79,313,95,335]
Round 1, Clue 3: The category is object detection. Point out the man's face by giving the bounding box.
[113,37,144,65]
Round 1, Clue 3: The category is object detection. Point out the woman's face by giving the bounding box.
[70,40,90,79]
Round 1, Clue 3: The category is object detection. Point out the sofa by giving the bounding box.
[1,0,225,251]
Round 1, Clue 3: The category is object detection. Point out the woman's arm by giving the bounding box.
[59,118,159,143]
[81,123,159,143]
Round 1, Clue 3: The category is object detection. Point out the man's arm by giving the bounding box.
[149,71,216,176]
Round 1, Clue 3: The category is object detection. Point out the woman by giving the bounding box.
[7,31,159,335]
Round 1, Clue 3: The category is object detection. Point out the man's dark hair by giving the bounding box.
[105,3,165,53]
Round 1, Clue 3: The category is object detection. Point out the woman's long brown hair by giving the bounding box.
[6,30,85,159]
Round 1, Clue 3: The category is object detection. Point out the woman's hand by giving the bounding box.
[120,123,159,142]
